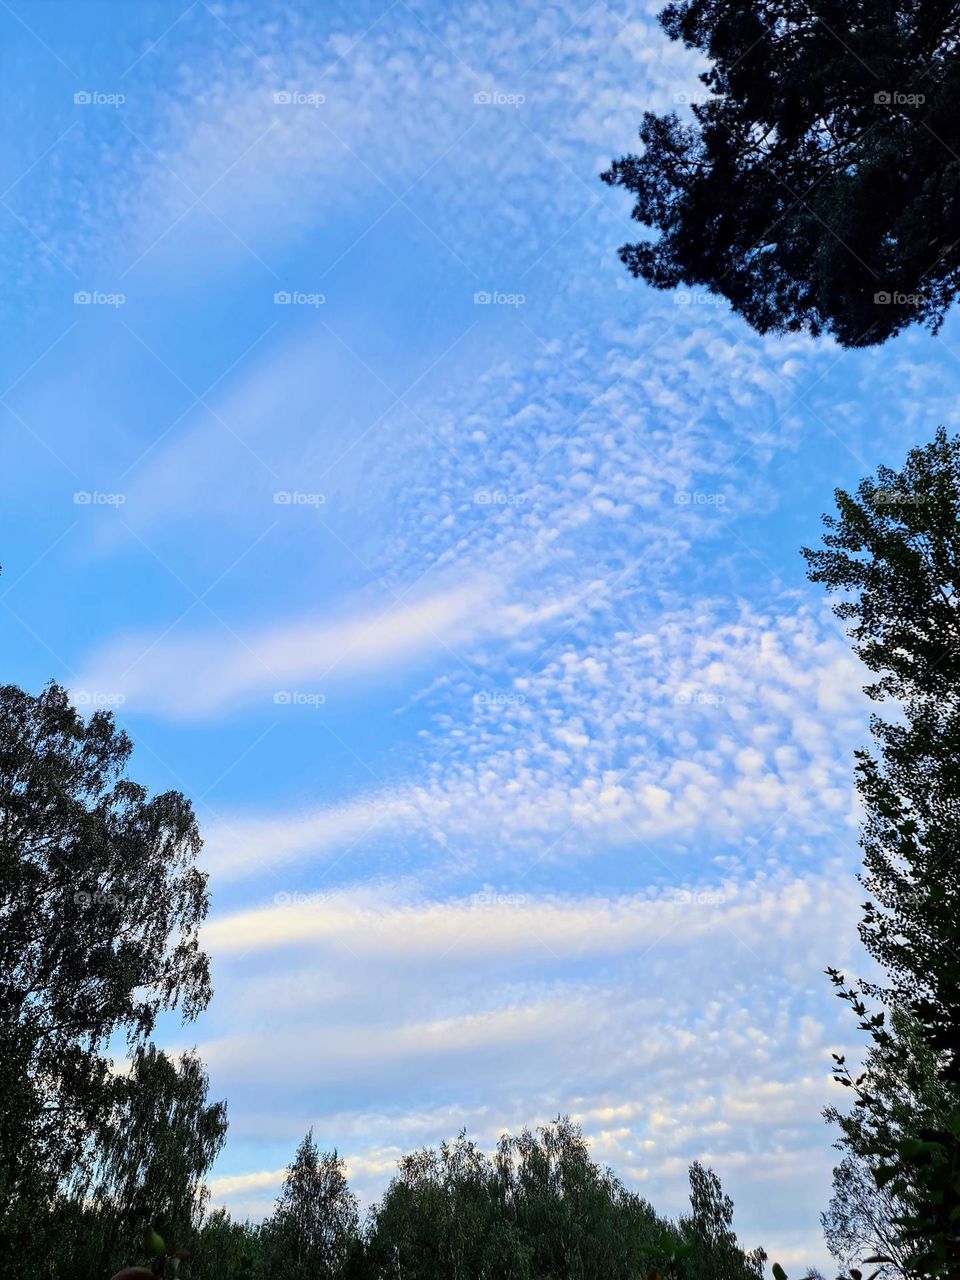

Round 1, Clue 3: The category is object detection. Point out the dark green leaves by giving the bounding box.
[0,681,215,1277]
[603,3,960,347]
[809,434,960,1276]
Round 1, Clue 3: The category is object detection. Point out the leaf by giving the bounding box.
[142,1226,166,1258]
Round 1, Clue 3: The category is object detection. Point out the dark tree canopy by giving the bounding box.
[0,681,211,1209]
[365,1120,764,1280]
[804,428,960,1072]
[603,2,960,347]
[805,430,960,1275]
[261,1131,359,1280]
[821,1010,943,1280]
[87,1044,228,1269]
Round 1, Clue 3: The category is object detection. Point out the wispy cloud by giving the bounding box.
[73,576,500,717]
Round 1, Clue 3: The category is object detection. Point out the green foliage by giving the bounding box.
[194,1208,263,1280]
[87,1044,228,1273]
[602,3,960,347]
[0,681,215,1278]
[804,430,960,1072]
[260,1131,359,1280]
[681,1162,766,1280]
[806,431,960,1275]
[822,1010,945,1278]
[363,1119,763,1280]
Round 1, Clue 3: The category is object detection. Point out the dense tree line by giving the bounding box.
[804,431,960,1278]
[146,1120,765,1280]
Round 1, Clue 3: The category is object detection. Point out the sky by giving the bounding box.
[5,0,960,1270]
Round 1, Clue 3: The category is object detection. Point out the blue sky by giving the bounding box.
[5,0,960,1268]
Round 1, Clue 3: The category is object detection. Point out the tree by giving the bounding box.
[681,1162,766,1280]
[602,2,960,348]
[803,428,960,1069]
[0,682,211,1257]
[261,1131,359,1280]
[87,1044,228,1272]
[821,1011,942,1279]
[823,1155,907,1279]
[365,1119,761,1280]
[805,429,960,1276]
[194,1208,263,1280]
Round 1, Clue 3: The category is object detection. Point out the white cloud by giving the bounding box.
[201,599,867,879]
[203,867,857,962]
[72,576,503,717]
